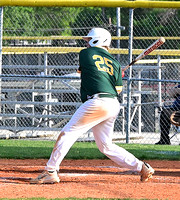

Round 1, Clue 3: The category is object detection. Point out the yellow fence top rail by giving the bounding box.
[1,0,180,8]
[3,36,180,40]
[2,46,180,56]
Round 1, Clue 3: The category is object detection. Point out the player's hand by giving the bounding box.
[170,111,180,126]
[122,71,125,78]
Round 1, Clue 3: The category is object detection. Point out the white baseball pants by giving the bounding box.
[45,97,143,172]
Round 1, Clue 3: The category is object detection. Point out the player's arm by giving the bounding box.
[77,64,81,73]
[77,49,85,73]
[77,68,81,73]
[116,86,123,94]
[115,66,123,94]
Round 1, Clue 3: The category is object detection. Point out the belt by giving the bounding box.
[87,93,117,100]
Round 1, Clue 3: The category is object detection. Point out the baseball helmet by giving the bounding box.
[83,28,111,47]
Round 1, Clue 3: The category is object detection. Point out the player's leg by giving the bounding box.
[30,98,117,183]
[45,98,116,172]
[92,109,154,181]
[159,108,172,144]
[156,106,176,145]
[92,117,143,172]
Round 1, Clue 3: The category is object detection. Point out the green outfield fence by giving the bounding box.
[0,0,179,145]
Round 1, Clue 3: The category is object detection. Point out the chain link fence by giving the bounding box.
[0,7,180,144]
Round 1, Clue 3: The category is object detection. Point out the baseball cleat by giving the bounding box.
[140,162,155,182]
[30,171,60,184]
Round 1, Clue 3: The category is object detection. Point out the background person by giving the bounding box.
[155,84,180,145]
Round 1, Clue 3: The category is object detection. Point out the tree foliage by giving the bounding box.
[3,7,35,36]
[3,6,179,40]
[3,7,82,36]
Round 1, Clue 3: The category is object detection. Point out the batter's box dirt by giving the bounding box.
[0,159,180,199]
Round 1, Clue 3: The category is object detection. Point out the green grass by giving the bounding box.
[0,139,179,160]
[0,140,174,200]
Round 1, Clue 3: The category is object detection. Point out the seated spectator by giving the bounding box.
[155,84,180,145]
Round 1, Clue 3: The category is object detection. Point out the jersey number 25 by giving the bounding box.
[92,55,114,76]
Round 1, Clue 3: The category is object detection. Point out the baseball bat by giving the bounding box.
[122,37,165,72]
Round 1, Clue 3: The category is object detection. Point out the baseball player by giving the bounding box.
[30,27,154,184]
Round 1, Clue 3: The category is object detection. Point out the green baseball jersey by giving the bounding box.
[79,47,123,102]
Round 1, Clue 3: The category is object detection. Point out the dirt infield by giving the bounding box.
[0,159,180,199]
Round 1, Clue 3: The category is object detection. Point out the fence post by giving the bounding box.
[158,55,162,107]
[0,7,3,114]
[116,7,121,62]
[126,8,134,143]
[44,52,48,126]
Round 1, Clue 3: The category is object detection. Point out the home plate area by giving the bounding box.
[0,159,179,199]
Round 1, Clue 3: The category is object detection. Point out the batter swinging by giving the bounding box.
[30,28,154,184]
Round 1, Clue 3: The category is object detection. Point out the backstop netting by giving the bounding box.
[0,2,180,144]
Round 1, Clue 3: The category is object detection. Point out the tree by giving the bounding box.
[3,7,35,36]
